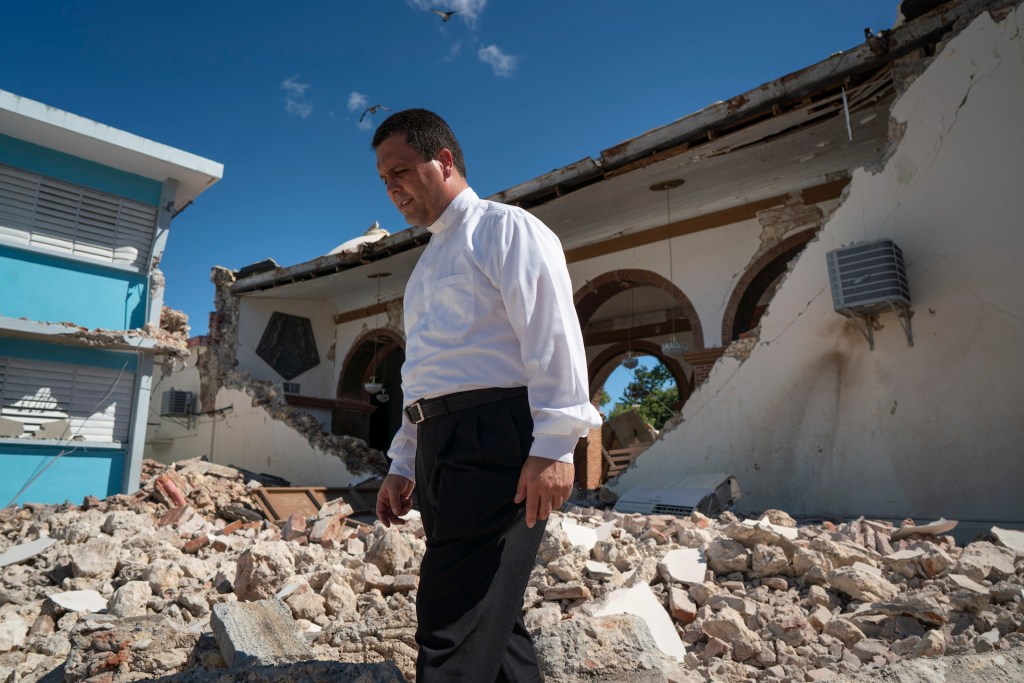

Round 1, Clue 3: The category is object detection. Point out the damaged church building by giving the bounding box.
[145,0,1023,533]
[0,90,223,506]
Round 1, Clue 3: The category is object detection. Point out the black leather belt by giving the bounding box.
[405,386,528,425]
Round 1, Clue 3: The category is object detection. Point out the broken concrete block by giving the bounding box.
[0,610,28,651]
[48,590,107,613]
[700,606,761,658]
[588,582,687,661]
[955,541,1016,582]
[0,537,56,568]
[793,547,831,578]
[857,595,946,626]
[235,541,297,601]
[910,629,946,658]
[883,548,925,579]
[828,565,898,602]
[532,613,689,683]
[108,581,152,618]
[144,560,184,595]
[210,599,314,667]
[658,547,706,586]
[584,560,614,580]
[70,535,121,579]
[702,635,731,662]
[822,618,865,648]
[365,525,420,575]
[766,607,814,647]
[706,538,750,574]
[990,526,1024,558]
[319,577,357,618]
[808,605,833,632]
[752,543,790,575]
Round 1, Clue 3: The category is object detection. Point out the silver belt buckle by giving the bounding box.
[408,402,426,424]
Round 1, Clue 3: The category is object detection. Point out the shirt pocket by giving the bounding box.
[429,273,474,340]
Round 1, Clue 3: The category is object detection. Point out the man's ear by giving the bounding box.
[437,148,455,178]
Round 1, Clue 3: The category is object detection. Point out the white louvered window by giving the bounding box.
[0,163,156,271]
[0,356,135,444]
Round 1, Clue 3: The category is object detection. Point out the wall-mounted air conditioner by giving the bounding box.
[160,390,194,417]
[826,238,913,349]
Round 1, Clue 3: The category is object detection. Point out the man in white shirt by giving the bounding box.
[372,109,601,682]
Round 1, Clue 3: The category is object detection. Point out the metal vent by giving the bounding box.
[826,238,910,317]
[652,504,694,516]
[160,390,193,417]
[283,382,301,394]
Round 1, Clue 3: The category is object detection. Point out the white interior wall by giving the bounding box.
[613,7,1024,525]
[236,298,338,397]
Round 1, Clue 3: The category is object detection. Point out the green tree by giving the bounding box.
[608,362,678,430]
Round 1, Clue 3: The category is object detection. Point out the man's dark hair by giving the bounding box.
[371,109,467,179]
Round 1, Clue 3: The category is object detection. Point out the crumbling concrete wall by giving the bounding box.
[158,268,391,481]
[613,6,1024,526]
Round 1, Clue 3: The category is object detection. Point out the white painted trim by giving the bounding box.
[0,316,161,351]
[0,437,123,449]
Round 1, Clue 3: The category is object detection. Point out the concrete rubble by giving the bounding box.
[0,460,1021,682]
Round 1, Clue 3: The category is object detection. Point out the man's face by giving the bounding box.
[376,134,449,227]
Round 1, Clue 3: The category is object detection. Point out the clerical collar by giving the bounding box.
[428,188,478,235]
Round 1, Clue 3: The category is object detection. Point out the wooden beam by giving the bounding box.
[583,318,692,346]
[564,177,848,264]
[333,297,401,325]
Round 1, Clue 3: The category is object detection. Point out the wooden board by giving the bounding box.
[251,487,327,524]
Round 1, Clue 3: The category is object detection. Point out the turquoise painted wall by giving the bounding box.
[0,338,139,371]
[0,243,147,329]
[0,443,125,506]
[0,134,162,205]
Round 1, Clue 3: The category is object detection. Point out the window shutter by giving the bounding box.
[0,356,135,444]
[0,164,157,271]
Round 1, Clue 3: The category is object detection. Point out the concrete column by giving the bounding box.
[123,352,154,494]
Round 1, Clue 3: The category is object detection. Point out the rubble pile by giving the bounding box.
[1,459,1023,682]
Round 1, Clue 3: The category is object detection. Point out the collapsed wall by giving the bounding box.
[193,267,388,480]
[614,4,1024,525]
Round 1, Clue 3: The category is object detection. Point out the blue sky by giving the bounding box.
[3,0,897,403]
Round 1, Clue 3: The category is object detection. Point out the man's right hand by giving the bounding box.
[376,474,415,527]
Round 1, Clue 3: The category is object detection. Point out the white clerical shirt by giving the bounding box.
[386,188,602,480]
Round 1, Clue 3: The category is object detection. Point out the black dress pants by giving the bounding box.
[414,388,546,683]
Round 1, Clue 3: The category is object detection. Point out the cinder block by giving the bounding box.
[211,598,314,667]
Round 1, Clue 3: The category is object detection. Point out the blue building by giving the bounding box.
[0,90,222,506]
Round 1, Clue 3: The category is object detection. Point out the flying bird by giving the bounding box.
[359,104,390,123]
[431,8,457,22]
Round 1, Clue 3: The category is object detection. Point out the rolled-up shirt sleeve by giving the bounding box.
[480,210,602,462]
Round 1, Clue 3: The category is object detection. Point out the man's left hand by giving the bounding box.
[514,456,574,528]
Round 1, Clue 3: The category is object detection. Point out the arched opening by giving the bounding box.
[722,229,819,342]
[336,328,405,451]
[575,270,702,412]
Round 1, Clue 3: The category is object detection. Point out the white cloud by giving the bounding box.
[281,75,312,119]
[478,44,517,77]
[347,91,368,112]
[444,41,463,62]
[285,99,313,119]
[405,0,488,26]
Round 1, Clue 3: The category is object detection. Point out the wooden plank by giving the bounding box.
[333,298,401,326]
[251,487,326,524]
